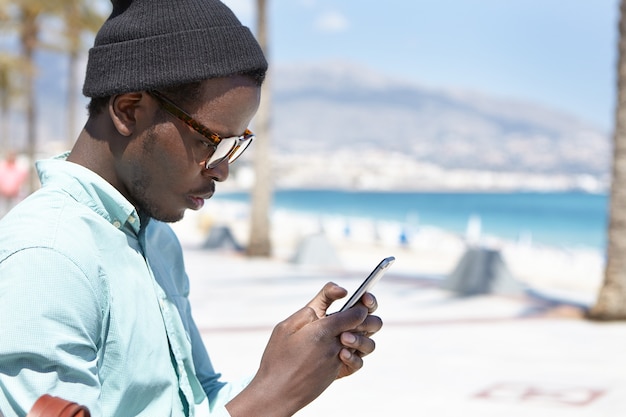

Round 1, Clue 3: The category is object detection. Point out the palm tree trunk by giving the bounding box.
[588,0,626,320]
[65,1,80,149]
[246,0,273,257]
[1,105,8,152]
[67,48,78,149]
[20,6,39,193]
[0,70,9,153]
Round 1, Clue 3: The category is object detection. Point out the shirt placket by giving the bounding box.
[156,287,195,415]
[137,226,199,416]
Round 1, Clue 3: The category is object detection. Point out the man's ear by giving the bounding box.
[109,93,144,137]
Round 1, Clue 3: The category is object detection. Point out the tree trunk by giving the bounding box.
[20,6,39,193]
[65,1,80,149]
[1,105,8,153]
[0,68,9,153]
[246,0,273,257]
[67,49,78,149]
[588,0,626,320]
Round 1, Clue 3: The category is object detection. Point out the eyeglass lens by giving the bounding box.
[205,136,252,169]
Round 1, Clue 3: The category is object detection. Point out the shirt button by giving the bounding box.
[112,220,122,228]
[128,215,136,224]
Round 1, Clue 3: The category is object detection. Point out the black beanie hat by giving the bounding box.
[83,0,268,98]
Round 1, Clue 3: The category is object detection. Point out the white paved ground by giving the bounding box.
[181,247,626,417]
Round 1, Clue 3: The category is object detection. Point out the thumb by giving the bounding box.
[306,282,348,318]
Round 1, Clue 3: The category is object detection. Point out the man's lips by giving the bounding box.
[188,196,205,210]
[187,184,215,209]
[190,183,216,200]
[191,191,214,200]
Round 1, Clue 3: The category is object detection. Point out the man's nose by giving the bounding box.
[204,160,229,182]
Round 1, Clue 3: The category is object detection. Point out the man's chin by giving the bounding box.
[158,211,186,223]
[142,205,186,224]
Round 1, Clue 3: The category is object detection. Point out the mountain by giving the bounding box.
[14,56,612,190]
[270,62,610,177]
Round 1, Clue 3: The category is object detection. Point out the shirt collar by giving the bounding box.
[36,153,144,235]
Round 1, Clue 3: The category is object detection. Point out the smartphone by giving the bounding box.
[335,256,395,313]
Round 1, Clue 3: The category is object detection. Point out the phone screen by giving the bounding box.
[334,256,395,313]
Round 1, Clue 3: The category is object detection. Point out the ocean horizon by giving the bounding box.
[213,189,609,251]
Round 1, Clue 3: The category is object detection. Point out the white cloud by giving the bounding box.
[314,10,350,33]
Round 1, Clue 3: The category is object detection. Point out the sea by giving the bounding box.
[213,189,609,251]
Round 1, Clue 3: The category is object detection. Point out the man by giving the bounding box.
[0,0,382,416]
[0,151,28,216]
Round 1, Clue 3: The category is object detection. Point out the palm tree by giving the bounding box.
[1,0,104,191]
[0,0,56,192]
[0,54,29,153]
[53,0,105,148]
[0,56,12,151]
[0,5,13,152]
[18,1,41,193]
[246,0,273,257]
[0,2,30,154]
[588,0,626,320]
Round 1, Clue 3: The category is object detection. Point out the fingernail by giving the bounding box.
[342,332,356,344]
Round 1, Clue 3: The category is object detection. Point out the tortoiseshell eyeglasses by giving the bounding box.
[148,90,254,169]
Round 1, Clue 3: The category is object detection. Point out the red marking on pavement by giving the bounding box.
[475,382,606,407]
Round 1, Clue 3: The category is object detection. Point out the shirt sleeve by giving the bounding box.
[0,248,104,417]
[185,307,253,416]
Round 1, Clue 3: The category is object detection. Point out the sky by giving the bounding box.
[222,0,620,131]
[1,0,620,148]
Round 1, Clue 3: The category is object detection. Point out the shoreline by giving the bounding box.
[217,183,609,195]
[172,199,605,307]
[210,189,608,252]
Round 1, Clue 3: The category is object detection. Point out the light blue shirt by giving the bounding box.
[0,155,247,416]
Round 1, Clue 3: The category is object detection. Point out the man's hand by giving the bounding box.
[225,282,383,417]
[335,291,382,378]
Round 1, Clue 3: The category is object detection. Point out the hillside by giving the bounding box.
[270,62,610,177]
[21,57,614,191]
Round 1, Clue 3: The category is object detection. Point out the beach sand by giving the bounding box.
[176,200,606,303]
[169,202,624,417]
